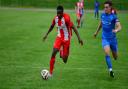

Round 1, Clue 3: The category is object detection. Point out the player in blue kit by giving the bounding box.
[94,1,122,78]
[94,0,100,19]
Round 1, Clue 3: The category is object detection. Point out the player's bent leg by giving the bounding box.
[80,14,84,27]
[62,40,70,64]
[61,47,69,63]
[62,55,69,64]
[59,49,69,63]
[49,48,59,75]
[60,48,63,58]
[112,51,118,60]
[110,39,118,60]
[96,12,98,19]
[77,14,80,28]
[97,11,99,19]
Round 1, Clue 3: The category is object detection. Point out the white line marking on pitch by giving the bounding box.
[0,65,127,71]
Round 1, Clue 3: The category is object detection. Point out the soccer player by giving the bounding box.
[94,1,121,78]
[80,0,84,27]
[43,5,83,77]
[94,0,100,19]
[75,0,84,28]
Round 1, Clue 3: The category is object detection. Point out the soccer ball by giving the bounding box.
[41,69,49,80]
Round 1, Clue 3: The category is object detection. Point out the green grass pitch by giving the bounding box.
[0,8,128,89]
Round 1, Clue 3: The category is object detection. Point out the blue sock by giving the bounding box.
[105,55,112,71]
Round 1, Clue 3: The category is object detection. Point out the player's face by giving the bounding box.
[104,4,111,14]
[57,12,63,19]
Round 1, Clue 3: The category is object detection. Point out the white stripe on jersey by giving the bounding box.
[55,16,69,40]
[55,17,61,37]
[61,17,69,40]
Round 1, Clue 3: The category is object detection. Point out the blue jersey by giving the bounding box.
[95,2,99,10]
[101,12,119,39]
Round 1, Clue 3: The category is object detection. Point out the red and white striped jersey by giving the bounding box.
[52,13,73,40]
[81,0,84,8]
[76,2,84,13]
[111,8,117,14]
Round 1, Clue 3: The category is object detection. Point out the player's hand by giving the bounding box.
[94,32,97,38]
[79,39,83,46]
[112,29,118,33]
[43,35,47,42]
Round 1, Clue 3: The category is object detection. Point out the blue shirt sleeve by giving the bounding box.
[113,14,120,23]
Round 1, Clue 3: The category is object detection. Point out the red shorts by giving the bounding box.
[76,13,82,18]
[54,37,70,56]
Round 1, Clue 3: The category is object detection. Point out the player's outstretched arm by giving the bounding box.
[94,21,102,38]
[43,25,54,42]
[72,25,83,46]
[112,22,122,33]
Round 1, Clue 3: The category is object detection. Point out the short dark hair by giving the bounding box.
[104,1,112,6]
[57,5,64,13]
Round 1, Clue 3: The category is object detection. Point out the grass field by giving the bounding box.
[0,8,128,89]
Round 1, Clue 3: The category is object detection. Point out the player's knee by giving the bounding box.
[51,53,56,58]
[52,48,59,57]
[105,52,110,56]
[105,51,110,56]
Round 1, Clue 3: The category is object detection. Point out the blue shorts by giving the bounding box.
[102,38,118,52]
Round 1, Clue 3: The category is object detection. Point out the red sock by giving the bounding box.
[49,56,55,75]
[60,50,63,58]
[78,19,80,26]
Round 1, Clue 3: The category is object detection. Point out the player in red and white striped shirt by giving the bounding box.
[43,5,83,76]
[75,0,84,28]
